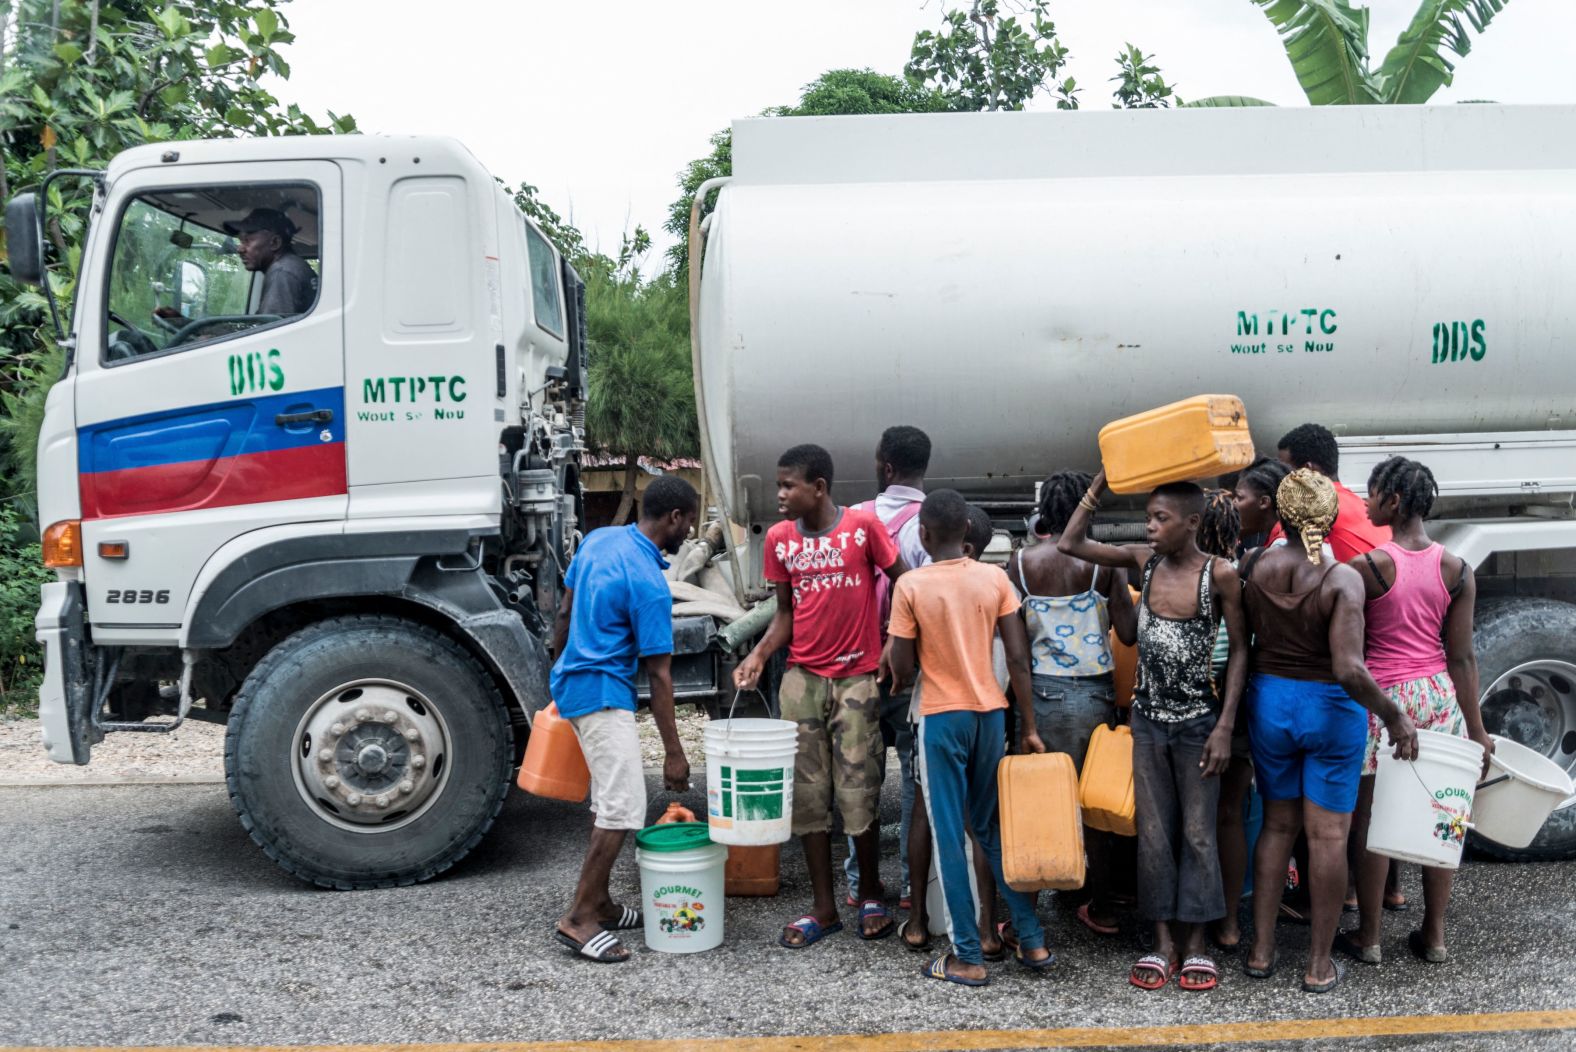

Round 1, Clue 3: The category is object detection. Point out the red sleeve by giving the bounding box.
[762,524,789,583]
[1266,522,1285,545]
[863,510,899,570]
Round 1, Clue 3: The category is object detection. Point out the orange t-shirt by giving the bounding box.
[888,559,1020,716]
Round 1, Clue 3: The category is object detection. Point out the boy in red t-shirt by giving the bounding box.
[735,444,905,948]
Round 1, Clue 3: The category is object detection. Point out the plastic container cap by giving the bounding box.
[636,821,714,853]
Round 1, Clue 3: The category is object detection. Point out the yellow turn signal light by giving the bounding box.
[42,520,83,568]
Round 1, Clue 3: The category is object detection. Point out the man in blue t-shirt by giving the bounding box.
[551,475,698,963]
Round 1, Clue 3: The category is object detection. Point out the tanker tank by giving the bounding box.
[694,105,1576,528]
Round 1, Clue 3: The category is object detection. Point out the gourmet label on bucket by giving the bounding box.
[1431,788,1472,845]
[708,764,787,828]
[651,884,709,938]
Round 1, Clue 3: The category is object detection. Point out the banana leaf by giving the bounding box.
[1375,0,1510,104]
[1250,0,1383,105]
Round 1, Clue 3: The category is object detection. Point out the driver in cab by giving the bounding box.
[154,207,317,324]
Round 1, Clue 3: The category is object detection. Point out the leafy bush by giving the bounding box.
[0,505,51,717]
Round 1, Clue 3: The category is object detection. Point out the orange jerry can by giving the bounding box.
[725,844,782,897]
[1110,586,1139,708]
[1079,724,1137,837]
[516,702,590,802]
[997,752,1086,892]
[1098,394,1255,494]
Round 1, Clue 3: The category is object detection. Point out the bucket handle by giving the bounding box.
[1475,774,1511,792]
[724,687,767,737]
[1406,759,1475,832]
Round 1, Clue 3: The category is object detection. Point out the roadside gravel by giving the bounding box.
[1,704,712,785]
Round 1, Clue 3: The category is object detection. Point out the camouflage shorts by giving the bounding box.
[778,665,882,837]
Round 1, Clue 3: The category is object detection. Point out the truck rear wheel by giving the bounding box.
[225,615,513,888]
[1470,597,1576,862]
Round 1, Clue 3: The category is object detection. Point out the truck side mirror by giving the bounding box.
[5,192,45,287]
[176,260,208,317]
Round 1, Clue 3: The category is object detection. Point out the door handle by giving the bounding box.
[275,409,335,426]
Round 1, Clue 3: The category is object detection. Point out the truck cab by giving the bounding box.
[11,136,586,888]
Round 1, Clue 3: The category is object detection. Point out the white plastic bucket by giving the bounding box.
[1471,735,1576,850]
[704,716,796,846]
[923,837,976,937]
[635,822,727,954]
[1369,729,1485,869]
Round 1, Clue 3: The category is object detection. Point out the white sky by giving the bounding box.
[280,0,1576,266]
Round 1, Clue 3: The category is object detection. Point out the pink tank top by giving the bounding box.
[1363,541,1449,689]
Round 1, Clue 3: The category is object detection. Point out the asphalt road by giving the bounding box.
[2,772,1573,1051]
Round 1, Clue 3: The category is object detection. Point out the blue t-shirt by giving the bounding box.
[550,524,674,718]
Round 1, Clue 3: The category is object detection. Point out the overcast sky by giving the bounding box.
[280,0,1576,266]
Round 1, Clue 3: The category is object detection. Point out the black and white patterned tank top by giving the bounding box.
[1134,555,1218,723]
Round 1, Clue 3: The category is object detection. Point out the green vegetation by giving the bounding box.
[0,504,52,716]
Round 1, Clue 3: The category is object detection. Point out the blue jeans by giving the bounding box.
[844,685,913,894]
[1030,672,1115,766]
[918,707,1046,965]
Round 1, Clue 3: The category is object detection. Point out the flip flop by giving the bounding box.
[997,921,1020,953]
[1015,948,1056,972]
[898,918,931,953]
[603,905,643,931]
[779,915,843,949]
[1077,902,1119,936]
[1334,930,1381,966]
[923,953,989,987]
[1178,955,1219,991]
[858,899,896,941]
[1384,896,1411,913]
[1130,953,1174,990]
[1243,952,1277,980]
[1302,959,1347,994]
[554,928,629,963]
[1407,930,1448,964]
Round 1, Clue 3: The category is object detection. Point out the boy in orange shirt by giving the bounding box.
[888,489,1050,986]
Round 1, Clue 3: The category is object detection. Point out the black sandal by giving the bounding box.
[898,918,931,953]
[554,928,629,963]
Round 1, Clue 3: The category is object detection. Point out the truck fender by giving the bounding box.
[182,531,550,720]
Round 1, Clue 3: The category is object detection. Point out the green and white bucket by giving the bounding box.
[704,706,796,846]
[635,822,727,954]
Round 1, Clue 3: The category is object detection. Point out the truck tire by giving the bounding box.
[1470,597,1576,862]
[224,615,513,889]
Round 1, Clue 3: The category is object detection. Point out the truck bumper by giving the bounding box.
[34,581,95,765]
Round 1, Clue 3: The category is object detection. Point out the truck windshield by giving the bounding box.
[104,183,320,362]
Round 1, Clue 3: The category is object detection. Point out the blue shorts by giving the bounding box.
[1247,673,1367,814]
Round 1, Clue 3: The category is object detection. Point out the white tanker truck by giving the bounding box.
[689,104,1576,861]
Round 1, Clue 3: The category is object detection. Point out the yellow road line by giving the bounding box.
[7,1009,1576,1052]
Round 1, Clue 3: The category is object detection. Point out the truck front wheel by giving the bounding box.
[1470,597,1576,862]
[225,615,513,888]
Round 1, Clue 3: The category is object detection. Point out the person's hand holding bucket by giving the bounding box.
[1383,707,1420,762]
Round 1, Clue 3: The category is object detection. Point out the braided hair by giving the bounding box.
[1198,488,1240,560]
[1367,455,1439,522]
[1238,457,1292,512]
[1277,468,1339,564]
[1036,470,1094,536]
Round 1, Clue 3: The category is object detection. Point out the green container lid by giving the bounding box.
[636,821,714,853]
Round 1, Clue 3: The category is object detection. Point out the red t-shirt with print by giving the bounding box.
[763,506,899,678]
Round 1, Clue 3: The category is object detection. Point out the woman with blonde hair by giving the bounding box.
[1238,469,1418,994]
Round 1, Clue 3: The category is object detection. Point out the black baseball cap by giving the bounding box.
[224,207,296,238]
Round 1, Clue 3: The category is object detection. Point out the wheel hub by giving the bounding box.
[1481,659,1576,773]
[294,682,449,829]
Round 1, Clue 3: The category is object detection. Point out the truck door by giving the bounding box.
[73,162,345,629]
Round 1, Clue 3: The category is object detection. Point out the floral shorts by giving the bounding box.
[1364,671,1464,775]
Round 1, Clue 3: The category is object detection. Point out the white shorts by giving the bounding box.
[568,707,646,831]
